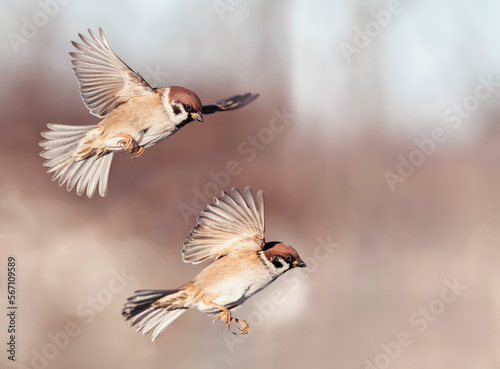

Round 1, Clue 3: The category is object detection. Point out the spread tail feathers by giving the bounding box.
[39,123,113,198]
[122,289,188,341]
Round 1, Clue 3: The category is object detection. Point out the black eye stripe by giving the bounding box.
[272,259,283,268]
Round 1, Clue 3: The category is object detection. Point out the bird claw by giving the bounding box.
[116,134,135,152]
[233,319,252,335]
[213,309,232,331]
[206,301,250,334]
[131,146,145,159]
[114,134,145,158]
[213,312,252,335]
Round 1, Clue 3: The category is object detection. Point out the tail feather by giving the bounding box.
[99,154,113,196]
[122,289,188,341]
[41,134,89,150]
[77,155,103,197]
[62,160,86,189]
[59,159,85,188]
[87,155,107,196]
[150,310,187,341]
[43,146,76,167]
[42,142,77,160]
[134,308,164,329]
[40,124,95,141]
[40,123,113,198]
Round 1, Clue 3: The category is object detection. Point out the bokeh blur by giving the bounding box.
[1,0,500,368]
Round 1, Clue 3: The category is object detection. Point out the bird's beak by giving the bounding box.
[293,258,307,268]
[191,112,203,122]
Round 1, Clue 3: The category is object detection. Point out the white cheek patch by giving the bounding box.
[163,99,188,124]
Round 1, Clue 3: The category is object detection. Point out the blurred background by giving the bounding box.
[1,0,500,368]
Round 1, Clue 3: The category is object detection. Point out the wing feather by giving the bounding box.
[70,28,154,118]
[182,187,265,264]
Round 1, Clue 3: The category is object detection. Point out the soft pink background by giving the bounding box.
[1,1,500,368]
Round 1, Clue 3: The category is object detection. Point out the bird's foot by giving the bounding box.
[213,308,232,331]
[131,146,145,159]
[232,318,252,335]
[115,134,135,152]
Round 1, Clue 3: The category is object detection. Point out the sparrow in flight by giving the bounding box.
[39,28,259,198]
[122,187,306,341]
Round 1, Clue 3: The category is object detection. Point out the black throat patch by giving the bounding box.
[172,105,181,115]
[271,258,283,269]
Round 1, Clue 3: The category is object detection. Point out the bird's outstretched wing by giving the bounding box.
[201,93,259,115]
[182,187,265,264]
[70,28,155,118]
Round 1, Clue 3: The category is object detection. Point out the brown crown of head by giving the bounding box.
[263,242,306,267]
[168,86,203,112]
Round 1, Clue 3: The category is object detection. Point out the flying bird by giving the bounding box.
[122,187,306,341]
[39,28,259,198]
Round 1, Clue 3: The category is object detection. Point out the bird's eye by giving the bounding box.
[185,104,192,111]
[284,255,292,263]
